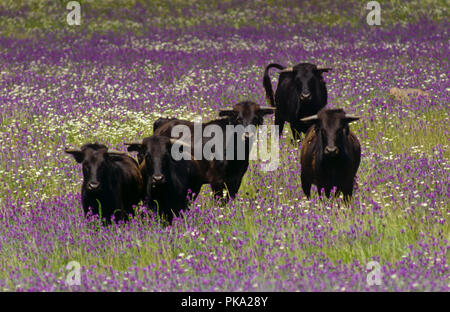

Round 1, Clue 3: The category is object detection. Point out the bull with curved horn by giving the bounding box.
[262,62,332,141]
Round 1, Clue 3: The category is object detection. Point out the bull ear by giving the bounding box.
[257,107,276,116]
[125,141,144,153]
[300,115,319,123]
[343,115,360,123]
[65,148,84,163]
[219,109,238,117]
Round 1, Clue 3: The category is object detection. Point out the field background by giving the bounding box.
[0,0,448,291]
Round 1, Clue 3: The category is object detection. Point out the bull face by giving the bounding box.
[65,143,125,192]
[218,101,275,138]
[281,63,331,102]
[301,109,359,158]
[126,136,173,188]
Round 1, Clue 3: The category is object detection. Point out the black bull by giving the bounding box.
[263,62,331,140]
[142,101,275,203]
[126,135,205,224]
[65,143,144,224]
[300,109,361,201]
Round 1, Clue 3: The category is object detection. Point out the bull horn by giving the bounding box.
[219,109,237,117]
[64,148,81,153]
[344,114,360,122]
[124,140,143,146]
[300,115,319,122]
[316,66,332,71]
[259,106,276,110]
[279,67,294,73]
[170,138,191,148]
[107,150,126,155]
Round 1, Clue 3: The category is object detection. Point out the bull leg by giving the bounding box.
[167,198,189,224]
[82,197,93,217]
[164,210,174,225]
[157,197,176,226]
[187,184,202,202]
[275,113,285,138]
[341,185,354,203]
[111,200,126,224]
[324,187,332,198]
[95,197,113,225]
[317,185,331,198]
[112,189,129,223]
[301,176,312,199]
[211,182,226,202]
[124,200,137,220]
[317,185,323,197]
[169,200,185,224]
[212,167,246,202]
[289,122,303,142]
[224,178,242,201]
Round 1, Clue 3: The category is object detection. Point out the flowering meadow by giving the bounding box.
[0,1,448,291]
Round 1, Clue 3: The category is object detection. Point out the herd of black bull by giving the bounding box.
[65,63,361,224]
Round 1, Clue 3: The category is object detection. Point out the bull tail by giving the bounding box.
[263,63,285,107]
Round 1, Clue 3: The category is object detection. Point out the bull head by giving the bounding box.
[65,144,125,164]
[300,110,360,158]
[65,143,125,191]
[218,101,275,128]
[278,64,332,101]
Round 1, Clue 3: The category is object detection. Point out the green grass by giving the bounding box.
[0,0,447,38]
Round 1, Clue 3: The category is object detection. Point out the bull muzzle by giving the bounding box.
[324,146,339,157]
[300,92,312,100]
[87,181,100,191]
[241,131,255,140]
[152,174,165,185]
